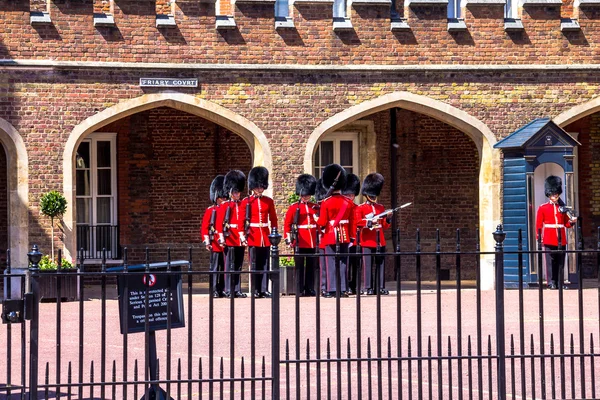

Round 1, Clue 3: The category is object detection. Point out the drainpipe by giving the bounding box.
[390,108,398,248]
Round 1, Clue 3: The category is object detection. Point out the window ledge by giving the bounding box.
[216,15,236,29]
[292,0,334,4]
[560,18,580,31]
[333,17,353,30]
[30,11,52,25]
[464,0,505,5]
[93,13,115,27]
[275,16,295,29]
[390,18,410,30]
[578,0,600,6]
[447,18,467,31]
[504,18,524,30]
[156,14,176,28]
[521,0,562,5]
[352,0,392,5]
[406,0,447,6]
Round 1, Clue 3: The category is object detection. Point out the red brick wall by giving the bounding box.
[101,107,252,264]
[0,0,596,65]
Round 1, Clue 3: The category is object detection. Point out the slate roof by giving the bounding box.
[494,117,552,149]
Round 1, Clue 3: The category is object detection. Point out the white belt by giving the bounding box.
[545,224,565,228]
[298,224,316,229]
[329,220,349,226]
[229,224,238,228]
[250,223,269,228]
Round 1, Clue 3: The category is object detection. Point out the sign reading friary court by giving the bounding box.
[139,78,198,88]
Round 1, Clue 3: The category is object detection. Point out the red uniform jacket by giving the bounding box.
[284,201,318,249]
[201,204,223,252]
[216,199,246,247]
[536,201,573,247]
[239,195,278,247]
[316,193,354,246]
[355,201,390,248]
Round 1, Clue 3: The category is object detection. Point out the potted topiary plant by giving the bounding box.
[39,190,68,260]
[37,255,78,302]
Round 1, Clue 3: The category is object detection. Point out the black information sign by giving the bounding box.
[115,262,186,334]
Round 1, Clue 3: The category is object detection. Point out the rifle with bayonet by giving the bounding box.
[244,200,251,236]
[364,202,412,228]
[208,208,217,243]
[222,204,232,238]
[289,201,301,247]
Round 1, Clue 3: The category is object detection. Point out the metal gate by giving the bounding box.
[2,225,600,399]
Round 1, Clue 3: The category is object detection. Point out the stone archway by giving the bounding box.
[62,92,272,261]
[0,118,29,268]
[304,92,500,288]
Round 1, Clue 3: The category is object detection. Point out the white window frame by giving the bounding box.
[313,132,359,179]
[76,132,118,256]
[504,0,518,18]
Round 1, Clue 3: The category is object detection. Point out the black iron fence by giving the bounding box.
[1,225,600,399]
[76,225,121,260]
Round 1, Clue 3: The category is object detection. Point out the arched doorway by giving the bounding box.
[63,93,272,263]
[305,92,499,286]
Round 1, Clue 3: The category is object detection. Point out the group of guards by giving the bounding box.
[201,163,392,298]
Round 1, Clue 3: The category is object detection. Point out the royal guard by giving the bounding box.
[316,163,353,298]
[201,175,228,298]
[314,178,329,296]
[240,166,278,298]
[284,174,318,296]
[535,175,577,289]
[217,170,248,298]
[355,173,391,295]
[343,173,361,295]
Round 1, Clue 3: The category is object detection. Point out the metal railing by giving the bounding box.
[1,225,600,399]
[76,224,121,260]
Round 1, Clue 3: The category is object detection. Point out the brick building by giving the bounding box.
[0,0,599,287]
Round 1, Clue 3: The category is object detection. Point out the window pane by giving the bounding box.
[97,198,112,224]
[76,142,90,169]
[97,141,111,168]
[76,170,90,196]
[320,141,334,166]
[97,170,112,195]
[77,198,91,224]
[345,167,353,174]
[340,140,353,167]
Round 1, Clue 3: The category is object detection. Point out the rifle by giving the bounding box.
[290,201,301,246]
[557,198,577,221]
[324,170,342,199]
[223,204,232,238]
[208,208,217,243]
[244,200,251,236]
[363,202,412,223]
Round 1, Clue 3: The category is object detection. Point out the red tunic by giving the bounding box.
[239,195,278,247]
[316,193,354,246]
[215,199,246,247]
[283,201,318,249]
[201,204,223,252]
[535,201,573,246]
[355,201,390,248]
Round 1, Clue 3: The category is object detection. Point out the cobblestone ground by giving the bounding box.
[1,282,599,399]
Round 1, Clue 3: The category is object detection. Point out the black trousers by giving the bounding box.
[209,251,225,293]
[347,245,359,292]
[544,244,565,284]
[224,246,246,293]
[249,246,270,293]
[361,246,386,290]
[324,244,349,293]
[294,247,317,294]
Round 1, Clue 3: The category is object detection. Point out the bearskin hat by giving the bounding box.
[322,163,347,191]
[342,173,361,196]
[544,175,562,197]
[248,166,269,191]
[296,174,317,197]
[209,175,227,203]
[362,173,384,197]
[315,178,328,202]
[224,170,246,194]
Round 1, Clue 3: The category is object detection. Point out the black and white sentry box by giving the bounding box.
[139,78,198,88]
[108,260,186,334]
